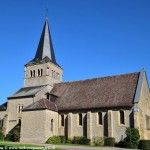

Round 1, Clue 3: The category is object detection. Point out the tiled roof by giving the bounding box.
[23,98,58,112]
[8,85,47,99]
[50,72,139,111]
[0,102,7,111]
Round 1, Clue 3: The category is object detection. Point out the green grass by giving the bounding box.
[0,142,62,150]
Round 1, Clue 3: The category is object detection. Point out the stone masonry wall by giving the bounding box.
[135,73,150,139]
[24,62,63,87]
[20,109,58,143]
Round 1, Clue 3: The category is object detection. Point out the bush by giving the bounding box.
[4,133,13,141]
[122,128,140,149]
[46,136,90,145]
[104,137,115,147]
[67,138,73,144]
[72,136,90,145]
[92,137,104,146]
[0,126,4,141]
[46,136,61,144]
[59,136,67,143]
[139,140,150,150]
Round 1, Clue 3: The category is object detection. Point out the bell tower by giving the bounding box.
[24,18,63,87]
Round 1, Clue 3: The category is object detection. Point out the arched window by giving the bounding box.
[38,69,40,76]
[41,69,43,76]
[47,67,49,76]
[51,119,54,132]
[79,113,82,126]
[46,93,50,100]
[61,115,64,126]
[18,118,21,125]
[98,112,103,125]
[30,70,33,77]
[120,111,125,124]
[17,105,23,113]
[33,70,35,77]
[18,105,21,113]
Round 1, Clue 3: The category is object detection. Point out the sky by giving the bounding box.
[0,0,150,104]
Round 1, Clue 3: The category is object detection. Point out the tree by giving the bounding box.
[123,127,140,149]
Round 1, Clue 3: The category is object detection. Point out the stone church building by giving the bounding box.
[0,18,150,143]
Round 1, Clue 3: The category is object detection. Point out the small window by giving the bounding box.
[79,113,82,126]
[98,112,103,125]
[47,67,49,75]
[61,115,64,126]
[41,69,43,76]
[38,69,40,76]
[46,93,50,100]
[33,70,35,77]
[18,105,21,113]
[51,119,53,132]
[17,105,23,113]
[30,70,33,77]
[18,118,21,125]
[120,111,125,124]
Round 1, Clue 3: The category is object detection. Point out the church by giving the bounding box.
[0,17,150,143]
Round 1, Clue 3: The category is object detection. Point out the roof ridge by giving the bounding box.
[55,71,140,85]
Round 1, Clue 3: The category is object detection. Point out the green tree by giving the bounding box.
[123,127,140,149]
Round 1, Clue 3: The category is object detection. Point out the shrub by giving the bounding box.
[115,141,124,147]
[4,133,13,141]
[59,136,67,143]
[92,137,104,146]
[72,136,90,145]
[46,136,61,144]
[46,136,90,145]
[0,126,4,141]
[104,137,115,147]
[67,138,73,144]
[138,140,150,150]
[122,128,140,149]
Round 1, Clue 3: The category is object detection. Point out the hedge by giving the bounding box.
[139,140,150,150]
[46,136,90,145]
[104,137,115,147]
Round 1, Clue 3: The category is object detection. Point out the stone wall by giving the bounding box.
[7,97,34,132]
[135,72,150,139]
[24,62,63,87]
[5,85,51,134]
[20,109,58,143]
[58,110,132,142]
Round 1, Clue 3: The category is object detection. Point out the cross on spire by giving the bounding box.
[46,8,48,19]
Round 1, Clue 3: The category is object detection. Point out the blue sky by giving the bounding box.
[0,0,150,104]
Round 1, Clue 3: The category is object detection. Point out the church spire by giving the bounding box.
[34,18,56,64]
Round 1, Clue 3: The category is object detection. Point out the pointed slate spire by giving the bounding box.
[34,18,56,64]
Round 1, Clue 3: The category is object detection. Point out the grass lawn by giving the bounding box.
[0,141,63,150]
